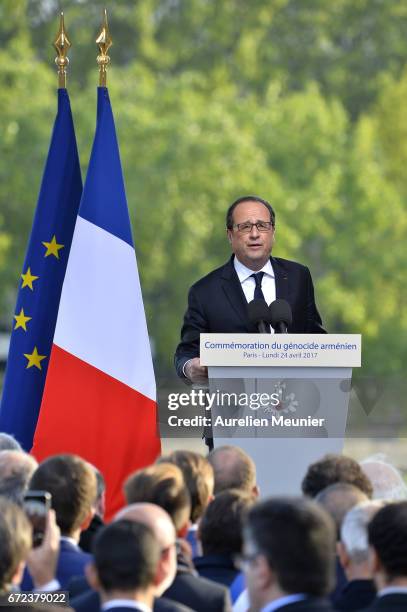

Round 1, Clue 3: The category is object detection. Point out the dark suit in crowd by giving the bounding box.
[71,590,193,612]
[364,592,407,611]
[272,598,334,611]
[163,548,231,612]
[70,551,229,612]
[22,539,91,591]
[101,608,145,612]
[78,514,104,553]
[333,579,376,610]
[194,554,239,588]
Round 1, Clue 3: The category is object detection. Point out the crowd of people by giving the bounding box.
[0,431,407,612]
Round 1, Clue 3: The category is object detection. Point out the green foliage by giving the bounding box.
[0,1,406,378]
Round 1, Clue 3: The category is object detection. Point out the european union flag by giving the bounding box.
[0,89,82,450]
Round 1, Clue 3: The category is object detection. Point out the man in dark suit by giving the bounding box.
[85,520,160,612]
[23,454,96,590]
[175,195,325,383]
[194,489,254,588]
[241,497,336,611]
[315,482,370,606]
[124,464,232,611]
[334,500,382,610]
[365,501,407,611]
[70,502,207,612]
[79,466,105,553]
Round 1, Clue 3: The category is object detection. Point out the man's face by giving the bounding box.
[242,535,271,612]
[227,200,275,271]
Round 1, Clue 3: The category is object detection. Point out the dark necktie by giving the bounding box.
[251,272,266,301]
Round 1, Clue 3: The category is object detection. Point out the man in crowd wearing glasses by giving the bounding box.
[175,195,325,384]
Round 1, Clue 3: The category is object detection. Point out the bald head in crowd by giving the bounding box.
[316,482,369,538]
[208,445,259,496]
[0,433,22,452]
[360,458,407,500]
[0,450,38,504]
[115,503,177,596]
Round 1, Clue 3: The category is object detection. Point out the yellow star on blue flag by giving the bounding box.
[14,308,32,331]
[42,235,64,259]
[23,347,47,370]
[21,267,39,290]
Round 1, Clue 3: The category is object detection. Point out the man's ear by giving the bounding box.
[252,484,260,499]
[368,546,381,574]
[80,509,95,532]
[227,229,233,244]
[85,562,100,591]
[12,560,26,587]
[256,554,275,591]
[337,541,349,570]
[177,521,190,539]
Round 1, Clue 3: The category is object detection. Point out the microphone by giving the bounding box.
[269,299,292,334]
[248,299,271,334]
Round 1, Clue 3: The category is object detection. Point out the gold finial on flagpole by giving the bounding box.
[53,12,71,89]
[96,9,112,87]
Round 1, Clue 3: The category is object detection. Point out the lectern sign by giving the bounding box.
[200,334,361,368]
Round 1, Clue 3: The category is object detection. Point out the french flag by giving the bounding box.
[31,88,161,518]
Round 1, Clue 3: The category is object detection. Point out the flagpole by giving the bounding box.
[96,9,112,87]
[53,12,71,89]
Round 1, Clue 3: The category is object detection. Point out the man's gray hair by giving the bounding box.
[340,500,386,563]
[0,450,38,505]
[0,433,22,452]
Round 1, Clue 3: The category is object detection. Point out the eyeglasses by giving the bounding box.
[161,541,177,555]
[233,552,261,568]
[233,221,274,234]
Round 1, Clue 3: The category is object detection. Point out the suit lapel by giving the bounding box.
[272,257,289,301]
[220,257,252,330]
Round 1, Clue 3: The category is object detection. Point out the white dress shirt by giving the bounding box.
[233,591,307,612]
[261,594,307,611]
[233,257,276,306]
[378,586,407,597]
[234,256,276,333]
[101,600,151,612]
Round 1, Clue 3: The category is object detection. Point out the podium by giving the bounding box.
[200,333,361,497]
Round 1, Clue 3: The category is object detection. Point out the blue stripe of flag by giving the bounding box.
[0,89,83,450]
[78,87,133,246]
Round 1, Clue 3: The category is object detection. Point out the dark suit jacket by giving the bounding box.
[22,539,91,591]
[0,602,74,612]
[193,554,239,588]
[163,549,231,612]
[102,607,146,612]
[333,579,376,610]
[273,597,334,611]
[330,557,348,606]
[71,590,193,612]
[364,593,407,611]
[174,256,326,378]
[103,602,192,612]
[78,514,104,553]
[56,539,92,589]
